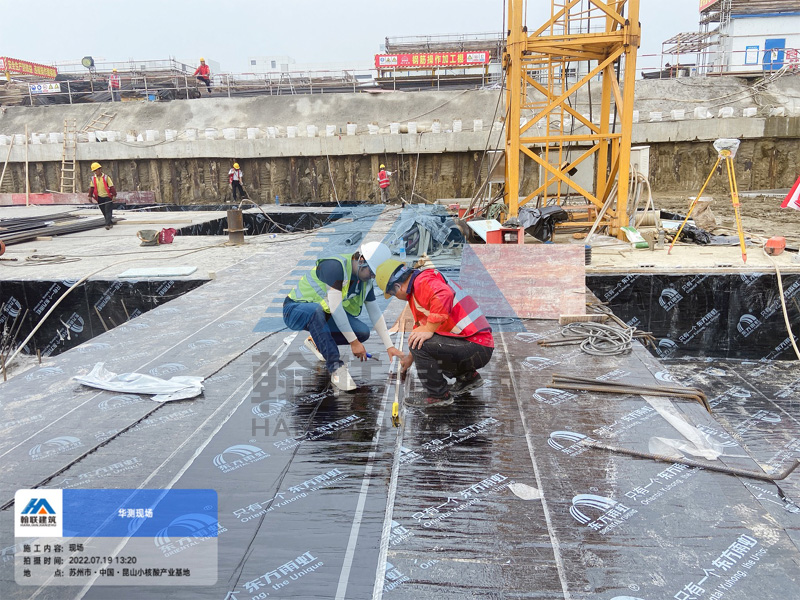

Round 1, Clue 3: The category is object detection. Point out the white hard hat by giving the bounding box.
[360,241,391,275]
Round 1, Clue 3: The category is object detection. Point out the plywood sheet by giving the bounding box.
[459,244,586,319]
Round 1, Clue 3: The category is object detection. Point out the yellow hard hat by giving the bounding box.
[375,259,406,299]
[90,162,102,171]
[233,162,240,169]
[380,164,385,169]
[200,57,205,62]
[112,68,117,72]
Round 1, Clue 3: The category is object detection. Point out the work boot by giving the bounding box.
[105,225,111,230]
[330,364,356,392]
[405,391,454,408]
[304,336,324,362]
[449,371,483,396]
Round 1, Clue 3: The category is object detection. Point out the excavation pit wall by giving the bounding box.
[587,272,800,361]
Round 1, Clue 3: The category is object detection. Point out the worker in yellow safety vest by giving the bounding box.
[88,162,117,230]
[283,242,401,391]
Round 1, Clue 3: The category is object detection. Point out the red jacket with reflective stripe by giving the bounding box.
[377,169,390,188]
[407,269,493,347]
[194,64,210,77]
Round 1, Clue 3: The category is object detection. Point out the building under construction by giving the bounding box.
[0,2,799,599]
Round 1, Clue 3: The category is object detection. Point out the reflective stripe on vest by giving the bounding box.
[288,253,368,316]
[92,174,111,198]
[411,271,489,337]
[378,170,390,188]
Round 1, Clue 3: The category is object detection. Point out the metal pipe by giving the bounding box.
[582,440,800,482]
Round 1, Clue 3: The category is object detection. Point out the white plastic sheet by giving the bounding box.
[74,363,204,403]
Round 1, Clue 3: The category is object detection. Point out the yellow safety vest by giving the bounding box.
[288,253,369,316]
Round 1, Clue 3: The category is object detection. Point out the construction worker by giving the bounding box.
[109,69,121,102]
[88,162,117,230]
[283,242,401,391]
[377,163,391,203]
[229,162,245,202]
[375,259,493,407]
[194,58,211,95]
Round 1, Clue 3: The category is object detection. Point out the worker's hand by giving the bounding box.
[408,330,433,350]
[350,340,368,361]
[399,353,414,379]
[387,347,403,361]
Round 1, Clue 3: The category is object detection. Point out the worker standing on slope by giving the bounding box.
[229,162,245,202]
[109,69,121,102]
[88,162,117,230]
[283,242,402,391]
[375,259,493,407]
[377,163,392,203]
[194,58,212,95]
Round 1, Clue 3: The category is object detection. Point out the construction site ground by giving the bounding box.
[0,204,799,599]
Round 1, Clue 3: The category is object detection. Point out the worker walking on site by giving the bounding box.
[377,163,392,203]
[229,162,245,202]
[194,58,212,95]
[283,242,402,391]
[109,68,121,102]
[375,259,493,407]
[88,162,117,230]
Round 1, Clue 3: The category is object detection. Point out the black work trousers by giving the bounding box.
[410,333,493,398]
[97,197,113,226]
[231,181,245,201]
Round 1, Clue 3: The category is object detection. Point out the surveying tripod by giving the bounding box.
[669,139,747,263]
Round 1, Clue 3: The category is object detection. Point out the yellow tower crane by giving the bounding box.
[504,0,641,238]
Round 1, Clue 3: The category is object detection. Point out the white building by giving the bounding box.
[724,13,800,73]
[699,0,800,74]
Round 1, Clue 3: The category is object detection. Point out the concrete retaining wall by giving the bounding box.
[2,85,799,202]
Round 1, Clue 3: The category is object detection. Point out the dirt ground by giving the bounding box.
[653,192,800,247]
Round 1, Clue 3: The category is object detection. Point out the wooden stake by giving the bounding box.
[94,306,109,332]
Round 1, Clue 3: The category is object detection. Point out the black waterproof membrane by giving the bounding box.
[0,279,204,357]
[588,273,800,361]
[177,211,337,237]
[1,209,798,599]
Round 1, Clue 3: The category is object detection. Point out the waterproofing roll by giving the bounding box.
[344,231,363,246]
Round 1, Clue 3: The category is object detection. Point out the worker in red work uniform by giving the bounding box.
[377,163,391,203]
[229,162,245,202]
[109,68,121,102]
[375,259,494,407]
[88,162,117,230]
[194,58,211,95]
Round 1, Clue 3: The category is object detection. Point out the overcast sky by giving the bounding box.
[2,0,700,72]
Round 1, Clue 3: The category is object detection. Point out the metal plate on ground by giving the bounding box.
[117,267,198,278]
[459,243,586,318]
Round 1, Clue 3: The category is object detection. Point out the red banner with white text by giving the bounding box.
[375,51,490,70]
